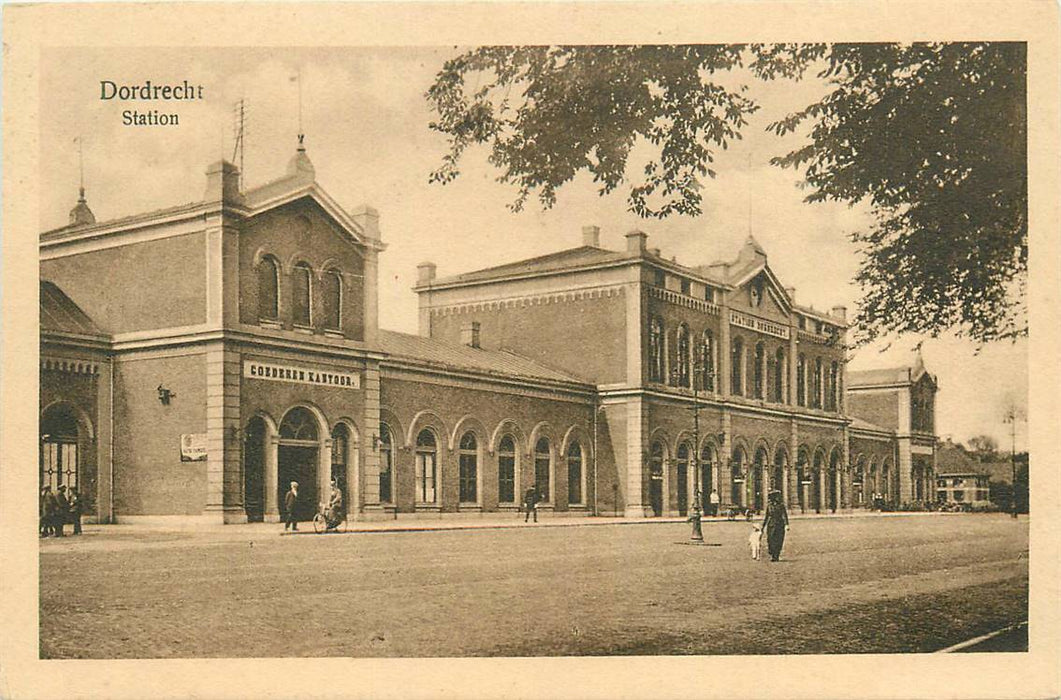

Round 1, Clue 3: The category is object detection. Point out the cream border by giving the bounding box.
[3,2,1058,699]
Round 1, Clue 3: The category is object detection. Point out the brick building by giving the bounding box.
[39,145,936,524]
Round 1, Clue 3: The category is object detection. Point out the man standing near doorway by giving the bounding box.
[709,489,720,517]
[523,486,539,523]
[283,481,300,532]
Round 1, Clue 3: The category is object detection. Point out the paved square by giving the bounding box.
[39,514,1028,657]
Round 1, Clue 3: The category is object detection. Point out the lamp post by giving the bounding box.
[1002,406,1023,519]
[671,354,719,541]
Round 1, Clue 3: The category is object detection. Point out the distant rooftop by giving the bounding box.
[377,330,589,388]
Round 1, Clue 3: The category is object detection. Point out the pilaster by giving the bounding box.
[204,343,244,523]
[623,397,649,517]
[361,361,382,514]
[719,290,731,396]
[625,268,644,385]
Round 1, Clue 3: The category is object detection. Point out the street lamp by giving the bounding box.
[670,353,719,541]
[1002,406,1023,519]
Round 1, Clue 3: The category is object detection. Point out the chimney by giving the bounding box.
[203,160,244,205]
[351,204,381,241]
[460,321,481,349]
[416,262,437,285]
[785,287,796,304]
[831,305,848,321]
[649,247,662,258]
[582,225,600,248]
[625,229,648,254]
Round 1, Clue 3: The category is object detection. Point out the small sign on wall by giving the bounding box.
[180,433,208,462]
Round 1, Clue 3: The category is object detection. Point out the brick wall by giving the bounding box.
[380,375,598,513]
[427,291,627,384]
[41,232,207,334]
[847,391,900,432]
[112,351,207,515]
[238,200,366,340]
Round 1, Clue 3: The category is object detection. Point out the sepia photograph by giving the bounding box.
[3,3,1059,699]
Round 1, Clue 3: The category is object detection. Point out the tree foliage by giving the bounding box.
[426,43,1027,344]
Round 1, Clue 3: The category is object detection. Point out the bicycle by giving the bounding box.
[312,502,347,534]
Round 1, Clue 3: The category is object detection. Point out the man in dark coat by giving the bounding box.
[40,486,53,537]
[523,486,539,523]
[54,486,69,537]
[283,481,300,531]
[762,490,790,562]
[68,488,83,535]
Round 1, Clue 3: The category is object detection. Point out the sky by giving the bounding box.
[38,46,1028,451]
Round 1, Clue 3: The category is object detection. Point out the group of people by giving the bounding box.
[39,485,82,537]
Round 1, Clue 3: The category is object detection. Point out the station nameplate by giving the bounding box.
[243,361,361,389]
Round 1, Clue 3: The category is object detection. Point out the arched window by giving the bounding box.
[258,256,279,320]
[458,432,478,503]
[828,361,839,411]
[498,435,517,504]
[753,342,765,399]
[774,347,786,403]
[813,358,824,408]
[415,429,437,504]
[699,443,715,512]
[323,269,342,330]
[797,354,807,407]
[293,262,313,326]
[675,324,690,387]
[331,424,349,514]
[648,317,664,383]
[567,441,583,505]
[731,337,744,396]
[676,442,690,515]
[379,425,393,503]
[534,437,551,502]
[40,406,79,492]
[731,449,745,506]
[279,407,318,441]
[699,330,715,392]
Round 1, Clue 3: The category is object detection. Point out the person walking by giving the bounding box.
[283,481,300,532]
[523,486,539,523]
[68,488,83,535]
[54,486,69,537]
[762,489,789,562]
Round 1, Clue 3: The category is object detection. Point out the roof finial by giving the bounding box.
[69,136,95,226]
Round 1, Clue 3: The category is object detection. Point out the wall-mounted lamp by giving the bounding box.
[370,433,382,452]
[157,384,176,405]
[227,425,242,442]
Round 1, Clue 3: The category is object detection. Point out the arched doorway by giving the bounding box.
[243,417,267,522]
[853,457,866,507]
[649,441,664,517]
[828,450,840,512]
[772,447,786,505]
[752,447,768,512]
[811,450,825,513]
[676,442,690,516]
[796,447,810,513]
[731,446,747,508]
[699,443,715,514]
[278,407,321,523]
[331,423,352,516]
[40,405,81,493]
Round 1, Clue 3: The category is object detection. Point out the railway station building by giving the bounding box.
[39,143,937,525]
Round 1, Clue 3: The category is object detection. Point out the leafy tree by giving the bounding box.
[426,43,1027,345]
[966,434,1000,461]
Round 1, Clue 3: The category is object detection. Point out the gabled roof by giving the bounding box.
[40,281,107,338]
[849,357,936,389]
[848,366,915,388]
[423,246,629,288]
[377,330,588,387]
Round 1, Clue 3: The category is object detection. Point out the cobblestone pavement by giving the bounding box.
[39,513,1028,658]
